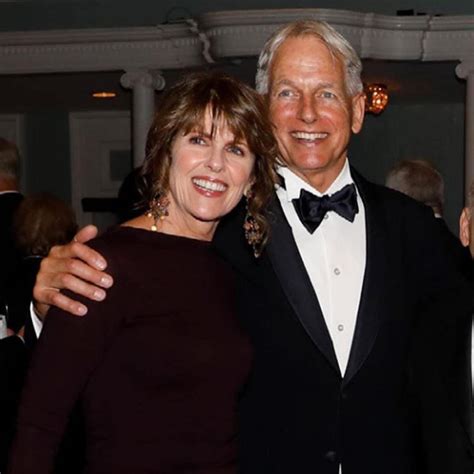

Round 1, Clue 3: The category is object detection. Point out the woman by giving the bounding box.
[8,72,280,474]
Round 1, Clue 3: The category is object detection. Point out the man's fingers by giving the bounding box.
[32,225,112,318]
[38,256,112,289]
[61,257,112,288]
[74,225,99,244]
[37,290,88,317]
[34,268,108,302]
[49,240,107,272]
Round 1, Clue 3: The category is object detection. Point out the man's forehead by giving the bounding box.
[268,36,344,89]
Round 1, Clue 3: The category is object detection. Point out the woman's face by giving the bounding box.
[164,112,255,239]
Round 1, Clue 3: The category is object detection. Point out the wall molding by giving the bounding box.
[0,9,473,75]
[0,24,204,74]
[199,9,474,62]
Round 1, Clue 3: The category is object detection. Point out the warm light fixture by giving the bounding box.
[92,91,117,99]
[364,83,389,115]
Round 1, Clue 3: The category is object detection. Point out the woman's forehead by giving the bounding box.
[184,110,246,141]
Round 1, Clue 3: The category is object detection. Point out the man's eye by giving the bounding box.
[320,91,336,99]
[189,135,206,145]
[278,89,295,98]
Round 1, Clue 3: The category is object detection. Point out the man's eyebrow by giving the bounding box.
[272,79,336,89]
[317,82,335,89]
[272,78,296,88]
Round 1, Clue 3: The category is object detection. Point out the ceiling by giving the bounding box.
[0,58,466,113]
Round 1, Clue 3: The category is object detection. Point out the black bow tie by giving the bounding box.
[292,183,359,234]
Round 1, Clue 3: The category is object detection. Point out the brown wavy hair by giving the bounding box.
[14,193,78,256]
[141,71,281,254]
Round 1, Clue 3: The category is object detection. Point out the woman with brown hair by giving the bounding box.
[6,193,78,333]
[8,71,280,474]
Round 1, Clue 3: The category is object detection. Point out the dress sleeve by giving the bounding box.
[8,246,122,474]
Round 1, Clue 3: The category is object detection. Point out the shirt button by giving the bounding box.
[337,324,344,332]
[324,213,329,220]
[334,267,341,276]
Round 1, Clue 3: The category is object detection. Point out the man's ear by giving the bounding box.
[459,207,471,247]
[351,92,365,135]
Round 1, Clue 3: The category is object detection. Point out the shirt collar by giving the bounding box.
[0,190,20,196]
[277,159,354,202]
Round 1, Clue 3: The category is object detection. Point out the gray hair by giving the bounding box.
[385,159,445,216]
[0,137,20,179]
[255,19,363,97]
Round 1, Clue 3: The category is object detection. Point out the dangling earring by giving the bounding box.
[243,190,263,258]
[146,194,169,231]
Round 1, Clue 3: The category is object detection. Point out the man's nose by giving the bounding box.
[298,95,318,124]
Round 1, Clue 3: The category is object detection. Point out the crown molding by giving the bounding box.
[0,10,473,75]
[199,9,474,62]
[0,24,204,74]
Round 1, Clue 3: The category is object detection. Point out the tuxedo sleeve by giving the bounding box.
[407,203,473,314]
[407,203,474,473]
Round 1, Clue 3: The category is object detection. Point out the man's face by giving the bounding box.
[268,35,365,192]
[459,207,474,258]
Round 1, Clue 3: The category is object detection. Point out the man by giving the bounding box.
[0,138,25,474]
[0,138,23,299]
[386,159,445,217]
[31,21,473,473]
[386,159,472,276]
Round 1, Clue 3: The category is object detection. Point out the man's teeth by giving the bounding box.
[193,179,227,192]
[292,132,328,140]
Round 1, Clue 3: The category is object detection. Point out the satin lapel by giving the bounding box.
[267,196,340,374]
[344,170,385,385]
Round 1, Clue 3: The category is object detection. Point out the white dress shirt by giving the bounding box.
[276,159,366,376]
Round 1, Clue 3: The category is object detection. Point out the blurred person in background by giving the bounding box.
[386,159,471,277]
[0,137,23,473]
[0,138,23,301]
[7,192,78,341]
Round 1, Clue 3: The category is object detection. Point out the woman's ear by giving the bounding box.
[244,178,256,198]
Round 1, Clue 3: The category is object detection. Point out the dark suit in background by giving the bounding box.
[214,170,473,474]
[0,336,26,473]
[0,192,23,300]
[0,192,24,471]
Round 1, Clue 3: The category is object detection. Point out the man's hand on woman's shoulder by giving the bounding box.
[33,225,113,318]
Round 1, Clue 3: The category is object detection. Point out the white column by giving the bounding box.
[456,60,474,202]
[120,70,165,167]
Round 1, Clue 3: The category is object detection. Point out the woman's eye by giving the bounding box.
[189,135,206,145]
[227,145,245,156]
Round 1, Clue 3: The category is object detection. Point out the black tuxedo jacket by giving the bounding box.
[214,169,473,474]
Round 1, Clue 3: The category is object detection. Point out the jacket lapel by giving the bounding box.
[344,169,385,384]
[267,196,340,375]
